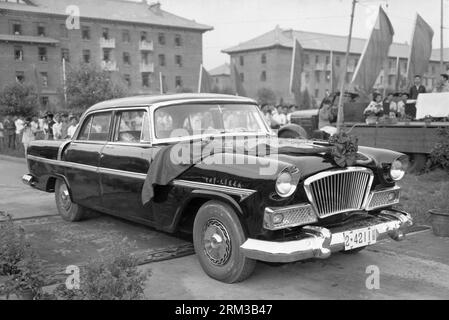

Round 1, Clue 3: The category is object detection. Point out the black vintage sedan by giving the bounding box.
[23,93,412,283]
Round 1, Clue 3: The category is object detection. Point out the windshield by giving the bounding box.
[154,103,268,139]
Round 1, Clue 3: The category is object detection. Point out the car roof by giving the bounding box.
[87,93,258,112]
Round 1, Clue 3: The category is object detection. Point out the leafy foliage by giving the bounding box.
[428,127,449,173]
[53,246,150,300]
[65,64,129,111]
[256,87,276,105]
[0,212,47,299]
[0,83,39,117]
[328,131,359,167]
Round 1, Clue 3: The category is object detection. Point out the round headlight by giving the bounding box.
[275,171,297,198]
[390,159,407,181]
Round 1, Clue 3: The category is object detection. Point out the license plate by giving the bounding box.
[343,227,377,250]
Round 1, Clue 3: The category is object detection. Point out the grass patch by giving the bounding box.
[397,169,449,225]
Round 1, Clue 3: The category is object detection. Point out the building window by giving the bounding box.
[122,30,130,43]
[325,55,330,65]
[314,71,321,83]
[140,31,147,41]
[388,75,394,86]
[82,26,90,40]
[158,54,165,66]
[336,56,341,67]
[261,53,266,64]
[40,72,48,87]
[142,74,150,88]
[325,71,331,82]
[12,21,21,35]
[124,74,131,87]
[37,23,46,37]
[14,46,23,61]
[38,47,47,62]
[260,71,267,81]
[142,52,150,64]
[175,76,182,88]
[345,72,353,83]
[431,65,436,74]
[41,96,49,107]
[103,49,111,62]
[304,54,309,65]
[123,52,131,65]
[175,34,182,46]
[239,56,244,66]
[354,58,359,67]
[175,55,182,67]
[158,33,165,45]
[240,73,244,82]
[102,28,109,40]
[61,48,70,62]
[60,24,68,38]
[83,50,91,63]
[315,55,320,64]
[16,71,25,83]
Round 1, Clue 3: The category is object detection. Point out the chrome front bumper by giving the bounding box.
[240,209,413,263]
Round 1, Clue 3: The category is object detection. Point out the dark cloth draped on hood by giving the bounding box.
[141,137,333,207]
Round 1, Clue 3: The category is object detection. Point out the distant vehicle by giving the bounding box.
[23,93,412,283]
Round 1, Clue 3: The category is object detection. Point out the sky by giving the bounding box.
[141,0,448,70]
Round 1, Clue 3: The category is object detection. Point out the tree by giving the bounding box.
[257,87,276,105]
[0,83,39,116]
[65,64,129,111]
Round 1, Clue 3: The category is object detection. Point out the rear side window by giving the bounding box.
[76,112,112,141]
[113,110,150,142]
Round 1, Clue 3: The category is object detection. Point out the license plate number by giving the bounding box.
[343,227,377,250]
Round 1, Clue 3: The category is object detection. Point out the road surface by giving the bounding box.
[1,155,448,299]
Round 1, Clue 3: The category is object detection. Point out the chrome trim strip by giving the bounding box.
[26,155,257,199]
[365,186,401,211]
[303,167,374,218]
[172,179,256,199]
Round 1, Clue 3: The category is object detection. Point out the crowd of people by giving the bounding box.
[260,104,299,128]
[0,111,79,155]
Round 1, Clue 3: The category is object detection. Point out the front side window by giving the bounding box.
[114,110,150,143]
[77,112,111,141]
[154,104,267,139]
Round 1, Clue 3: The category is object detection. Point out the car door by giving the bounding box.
[99,108,157,222]
[63,111,112,211]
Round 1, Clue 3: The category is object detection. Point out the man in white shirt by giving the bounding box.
[52,114,62,140]
[272,105,287,126]
[14,116,24,149]
[67,116,78,139]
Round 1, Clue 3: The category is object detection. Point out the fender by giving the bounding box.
[171,189,246,233]
[46,173,75,202]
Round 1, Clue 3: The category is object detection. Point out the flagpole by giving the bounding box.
[336,0,357,133]
[159,72,163,94]
[330,50,334,93]
[441,0,444,73]
[62,58,67,105]
[198,64,203,93]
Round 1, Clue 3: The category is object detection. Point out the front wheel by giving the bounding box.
[193,201,256,283]
[55,179,86,222]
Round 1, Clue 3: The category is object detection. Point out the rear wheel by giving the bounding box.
[55,179,86,222]
[193,201,256,283]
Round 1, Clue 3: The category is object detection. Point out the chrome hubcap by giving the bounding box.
[203,219,232,266]
[59,184,72,211]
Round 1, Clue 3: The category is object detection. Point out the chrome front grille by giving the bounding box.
[304,167,374,218]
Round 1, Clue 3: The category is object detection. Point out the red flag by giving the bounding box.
[351,6,394,93]
[233,64,246,96]
[406,14,434,84]
[198,64,213,93]
[289,38,305,104]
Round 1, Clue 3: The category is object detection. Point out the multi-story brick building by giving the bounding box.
[223,26,449,104]
[0,0,212,108]
[208,62,231,92]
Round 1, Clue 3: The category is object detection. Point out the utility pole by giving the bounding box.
[441,0,444,73]
[336,0,357,133]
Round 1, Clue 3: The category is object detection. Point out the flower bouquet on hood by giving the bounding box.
[328,131,359,168]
